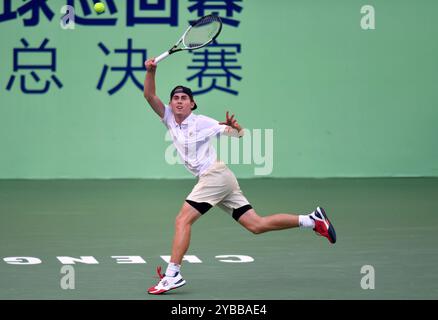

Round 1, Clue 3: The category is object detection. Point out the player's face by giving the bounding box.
[170,93,194,116]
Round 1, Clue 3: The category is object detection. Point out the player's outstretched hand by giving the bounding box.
[219,111,242,131]
[145,59,157,72]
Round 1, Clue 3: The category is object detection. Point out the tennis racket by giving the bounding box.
[154,14,222,64]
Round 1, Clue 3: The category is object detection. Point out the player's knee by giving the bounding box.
[245,219,265,235]
[174,213,186,228]
[175,210,195,228]
[247,225,264,234]
[249,225,263,234]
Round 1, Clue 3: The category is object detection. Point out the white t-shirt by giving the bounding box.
[162,105,227,176]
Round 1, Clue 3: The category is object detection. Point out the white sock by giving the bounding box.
[299,214,315,228]
[165,262,181,277]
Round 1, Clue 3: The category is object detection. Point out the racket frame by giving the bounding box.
[154,15,222,64]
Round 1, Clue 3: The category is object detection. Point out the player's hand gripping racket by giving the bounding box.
[154,14,222,64]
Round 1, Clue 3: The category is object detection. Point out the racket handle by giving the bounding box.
[154,51,170,64]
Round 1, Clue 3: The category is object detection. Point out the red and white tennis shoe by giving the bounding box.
[147,266,186,295]
[310,207,337,244]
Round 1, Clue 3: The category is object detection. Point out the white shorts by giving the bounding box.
[186,161,251,219]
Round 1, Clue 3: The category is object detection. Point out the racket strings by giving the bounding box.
[183,15,222,49]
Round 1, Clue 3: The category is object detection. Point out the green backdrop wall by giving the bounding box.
[0,0,437,179]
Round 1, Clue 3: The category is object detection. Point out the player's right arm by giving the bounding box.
[144,58,165,118]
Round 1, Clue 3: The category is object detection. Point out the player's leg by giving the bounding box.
[220,188,336,243]
[148,201,204,295]
[170,201,204,265]
[218,187,302,234]
[149,162,229,294]
[236,208,299,234]
[236,206,336,243]
[219,165,336,243]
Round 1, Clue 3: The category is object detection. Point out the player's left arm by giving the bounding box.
[219,111,244,138]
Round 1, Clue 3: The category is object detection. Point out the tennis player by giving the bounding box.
[143,58,336,295]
